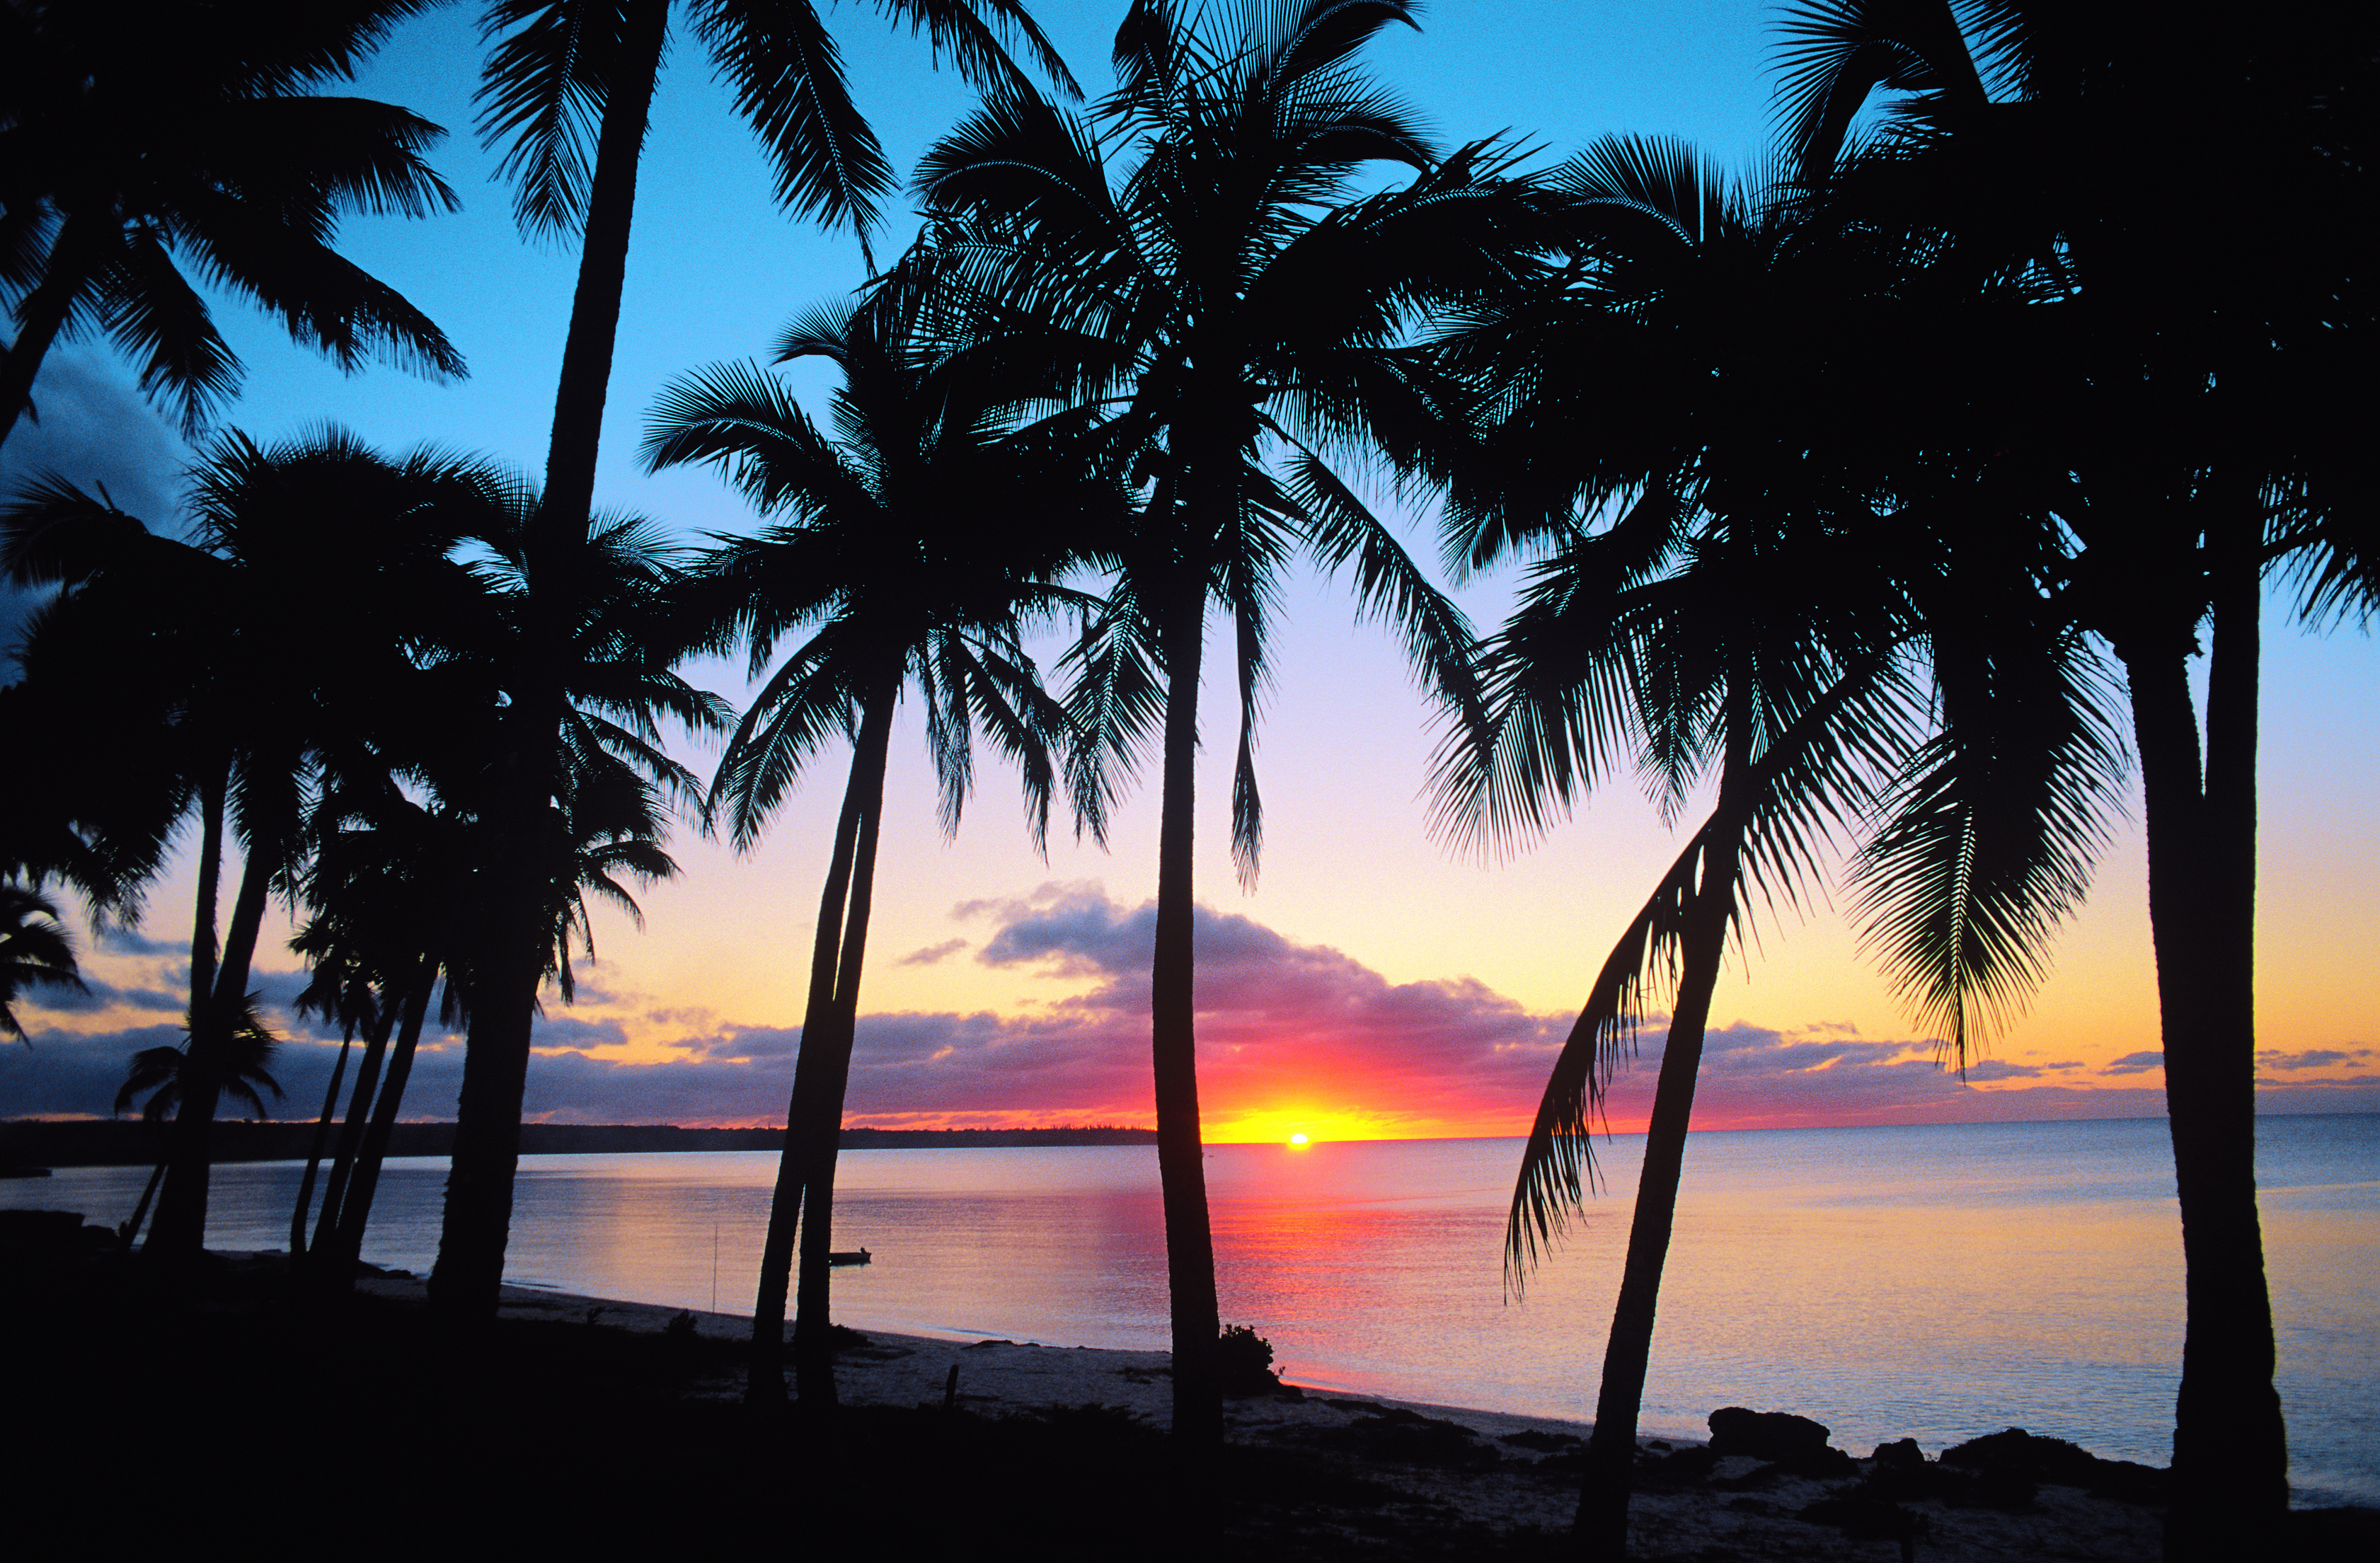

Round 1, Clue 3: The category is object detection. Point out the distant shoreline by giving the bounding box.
[7,1112,2364,1169]
[0,1120,1157,1167]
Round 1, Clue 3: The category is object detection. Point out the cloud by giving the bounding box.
[94,926,186,958]
[7,887,2369,1134]
[23,973,185,1017]
[898,939,969,967]
[2103,1051,2164,1075]
[0,350,189,657]
[1958,1059,2047,1083]
[2257,1048,2373,1073]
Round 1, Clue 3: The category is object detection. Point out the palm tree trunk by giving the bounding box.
[121,1153,167,1248]
[309,1000,402,1262]
[291,1029,356,1257]
[1152,575,1221,1449]
[539,0,669,534]
[188,767,226,1035]
[1575,766,1746,1556]
[0,211,103,448]
[148,831,277,1259]
[2128,559,2286,1563]
[326,966,437,1291]
[747,769,868,1407]
[422,0,667,1326]
[430,933,544,1316]
[791,674,902,1412]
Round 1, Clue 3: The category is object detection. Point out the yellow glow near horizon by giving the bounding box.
[1205,1106,1442,1144]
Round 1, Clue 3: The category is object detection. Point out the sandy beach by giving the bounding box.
[12,1228,2371,1562]
[389,1272,2204,1561]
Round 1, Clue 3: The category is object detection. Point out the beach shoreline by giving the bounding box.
[13,1237,2373,1559]
[361,1265,2203,1561]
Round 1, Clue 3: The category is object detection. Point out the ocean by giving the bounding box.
[14,1114,2374,1506]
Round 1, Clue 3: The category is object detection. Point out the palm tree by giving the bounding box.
[113,999,284,1248]
[475,0,1076,545]
[0,0,464,444]
[4,429,500,1259]
[424,476,724,1317]
[422,0,1068,1320]
[1442,137,2127,1552]
[914,0,1546,1446]
[286,940,374,1259]
[644,268,1111,1409]
[0,881,86,1039]
[287,795,467,1291]
[1773,11,2373,1548]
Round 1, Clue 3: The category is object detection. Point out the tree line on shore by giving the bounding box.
[1,4,2366,1559]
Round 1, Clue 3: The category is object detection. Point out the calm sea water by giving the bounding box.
[16,1115,2375,1506]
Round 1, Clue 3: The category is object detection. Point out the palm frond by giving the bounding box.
[477,0,623,238]
[693,0,888,253]
[1505,821,1715,1288]
[1850,626,2127,1063]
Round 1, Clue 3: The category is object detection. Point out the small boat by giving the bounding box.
[827,1247,872,1267]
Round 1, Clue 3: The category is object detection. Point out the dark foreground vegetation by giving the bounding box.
[8,1234,1568,1562]
[16,1213,2377,1563]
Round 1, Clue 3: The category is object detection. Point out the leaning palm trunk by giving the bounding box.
[747,769,868,1405]
[2119,552,2286,1560]
[538,0,667,531]
[290,1029,358,1256]
[1151,577,1223,1449]
[305,1002,402,1265]
[790,679,901,1409]
[121,1153,168,1248]
[1573,817,1741,1551]
[323,968,438,1292]
[147,836,278,1259]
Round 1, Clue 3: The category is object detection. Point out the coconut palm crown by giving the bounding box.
[912,0,1560,1444]
[0,881,86,1041]
[0,0,465,445]
[646,260,1118,1411]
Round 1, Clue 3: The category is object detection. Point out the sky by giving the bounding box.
[4,1,2374,1140]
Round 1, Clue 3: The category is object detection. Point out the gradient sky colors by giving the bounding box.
[4,1,2374,1138]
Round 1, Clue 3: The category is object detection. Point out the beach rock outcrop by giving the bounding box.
[1633,1444,1721,1489]
[1708,1407,1858,1477]
[1941,1426,2168,1506]
[0,1209,112,1252]
[1301,1406,1503,1471]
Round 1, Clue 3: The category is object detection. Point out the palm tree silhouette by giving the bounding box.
[287,793,470,1290]
[1442,137,2126,1551]
[476,0,1075,546]
[4,430,502,1258]
[0,1,464,445]
[1774,11,2373,1550]
[914,0,1543,1445]
[0,882,86,1040]
[645,267,1113,1409]
[425,475,723,1317]
[430,0,1060,1317]
[113,999,284,1248]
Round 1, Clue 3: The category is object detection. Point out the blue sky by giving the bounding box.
[4,1,2374,1132]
